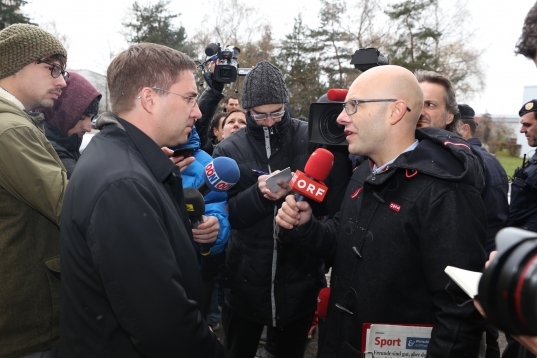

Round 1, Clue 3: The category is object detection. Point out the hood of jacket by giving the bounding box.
[372,127,485,192]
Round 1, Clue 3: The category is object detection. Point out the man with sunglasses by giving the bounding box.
[213,61,331,357]
[0,24,68,358]
[277,65,487,357]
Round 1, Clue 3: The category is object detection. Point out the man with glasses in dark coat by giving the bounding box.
[277,65,487,358]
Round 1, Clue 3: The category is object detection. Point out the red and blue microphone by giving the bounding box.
[198,157,240,196]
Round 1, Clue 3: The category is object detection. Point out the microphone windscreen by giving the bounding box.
[205,43,220,56]
[318,287,331,319]
[327,89,348,102]
[203,157,240,192]
[304,148,334,182]
[183,188,205,216]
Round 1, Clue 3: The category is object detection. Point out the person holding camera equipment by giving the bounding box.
[196,43,251,156]
[213,61,334,358]
[196,61,226,156]
[276,65,488,357]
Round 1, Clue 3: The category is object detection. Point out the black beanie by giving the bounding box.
[241,61,289,110]
[84,97,100,117]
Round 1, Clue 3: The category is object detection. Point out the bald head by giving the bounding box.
[351,65,423,127]
[337,65,424,166]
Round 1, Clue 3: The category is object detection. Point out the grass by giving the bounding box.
[495,149,524,180]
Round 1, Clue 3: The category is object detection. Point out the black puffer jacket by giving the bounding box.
[291,128,488,357]
[213,113,327,327]
[44,121,80,178]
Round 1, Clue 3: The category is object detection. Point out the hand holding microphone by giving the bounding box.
[183,188,219,256]
[276,148,334,238]
[276,195,313,229]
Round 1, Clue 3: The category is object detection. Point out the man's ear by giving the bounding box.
[446,111,454,125]
[138,87,157,114]
[462,123,471,138]
[389,100,408,125]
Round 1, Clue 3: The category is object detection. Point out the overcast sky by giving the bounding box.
[23,0,537,117]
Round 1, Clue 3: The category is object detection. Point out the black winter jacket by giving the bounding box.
[196,87,224,156]
[213,113,329,327]
[44,121,80,178]
[60,114,225,357]
[467,137,509,253]
[509,151,537,232]
[291,128,488,358]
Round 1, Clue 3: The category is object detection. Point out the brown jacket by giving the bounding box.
[0,91,67,357]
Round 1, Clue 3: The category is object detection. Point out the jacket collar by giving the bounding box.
[0,86,25,111]
[467,137,482,147]
[101,113,178,183]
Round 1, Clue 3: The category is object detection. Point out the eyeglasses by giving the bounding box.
[151,87,198,107]
[250,110,285,122]
[37,59,69,81]
[343,99,411,116]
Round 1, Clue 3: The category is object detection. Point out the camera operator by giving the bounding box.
[196,61,226,156]
[276,65,488,357]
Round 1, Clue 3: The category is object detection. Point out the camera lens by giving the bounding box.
[319,107,346,144]
[479,228,537,335]
[220,69,232,78]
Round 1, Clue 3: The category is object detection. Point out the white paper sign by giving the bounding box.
[363,324,432,358]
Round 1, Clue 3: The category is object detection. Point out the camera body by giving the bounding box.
[308,48,389,146]
[205,43,251,83]
[478,227,537,335]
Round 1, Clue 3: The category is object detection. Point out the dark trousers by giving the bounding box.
[222,304,313,358]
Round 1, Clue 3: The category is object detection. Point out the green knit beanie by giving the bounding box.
[0,24,67,80]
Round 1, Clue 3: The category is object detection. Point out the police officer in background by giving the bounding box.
[453,104,509,254]
[509,100,537,233]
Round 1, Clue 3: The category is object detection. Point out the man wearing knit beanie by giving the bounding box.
[213,61,334,357]
[40,71,102,178]
[0,23,68,358]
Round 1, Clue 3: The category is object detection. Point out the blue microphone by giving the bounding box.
[198,157,240,196]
